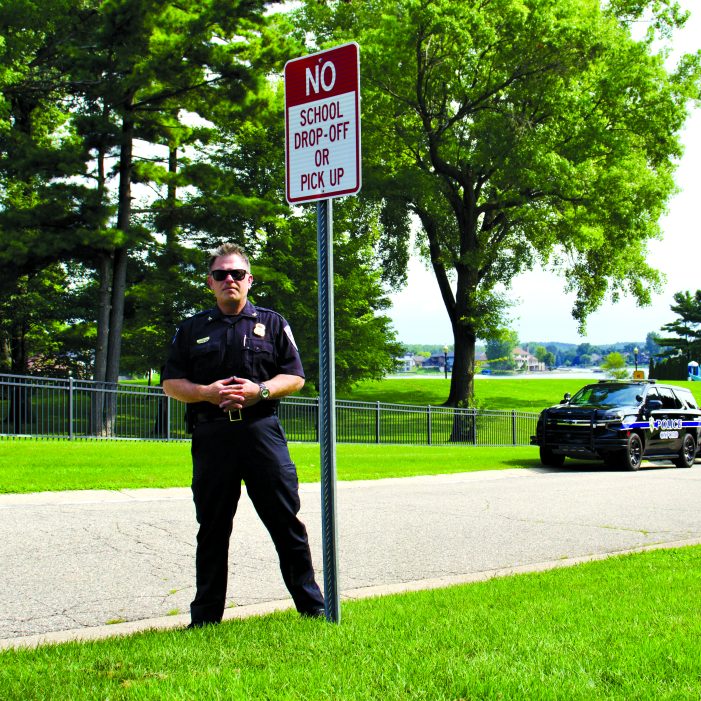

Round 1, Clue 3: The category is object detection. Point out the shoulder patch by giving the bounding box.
[284,324,298,350]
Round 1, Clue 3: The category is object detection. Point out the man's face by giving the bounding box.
[207,253,253,313]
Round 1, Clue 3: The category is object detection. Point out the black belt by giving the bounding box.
[192,406,276,426]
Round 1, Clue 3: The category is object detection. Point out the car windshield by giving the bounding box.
[568,383,643,409]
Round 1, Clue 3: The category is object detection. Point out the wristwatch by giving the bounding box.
[258,383,271,400]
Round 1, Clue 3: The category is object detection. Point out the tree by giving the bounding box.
[601,351,628,379]
[656,290,701,361]
[296,0,701,406]
[0,0,116,373]
[645,331,661,357]
[532,345,555,369]
[485,329,519,371]
[251,202,404,393]
[178,69,404,392]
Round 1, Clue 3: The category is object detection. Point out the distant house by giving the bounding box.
[425,351,454,371]
[512,347,545,372]
[395,353,416,372]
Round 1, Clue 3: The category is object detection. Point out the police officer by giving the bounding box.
[162,243,325,626]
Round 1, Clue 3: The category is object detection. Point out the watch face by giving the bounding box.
[260,384,270,399]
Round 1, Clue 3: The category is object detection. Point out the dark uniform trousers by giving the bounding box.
[190,415,324,623]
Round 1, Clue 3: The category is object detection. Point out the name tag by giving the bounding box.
[196,336,210,344]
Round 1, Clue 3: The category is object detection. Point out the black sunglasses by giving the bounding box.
[211,268,249,282]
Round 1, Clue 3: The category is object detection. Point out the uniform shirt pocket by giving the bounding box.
[189,342,222,381]
[243,338,275,377]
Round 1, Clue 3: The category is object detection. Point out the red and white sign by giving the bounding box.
[285,43,361,204]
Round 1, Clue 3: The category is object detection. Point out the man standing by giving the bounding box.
[162,243,325,626]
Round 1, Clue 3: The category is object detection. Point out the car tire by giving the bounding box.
[624,433,643,471]
[539,446,565,468]
[673,433,696,469]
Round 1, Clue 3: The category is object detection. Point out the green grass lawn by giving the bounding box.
[2,546,700,700]
[0,440,540,493]
[340,376,701,411]
[3,379,700,698]
[4,376,700,494]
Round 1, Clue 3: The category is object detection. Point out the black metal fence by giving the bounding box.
[0,373,538,446]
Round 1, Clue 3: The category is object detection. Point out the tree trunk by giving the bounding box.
[419,207,479,409]
[154,142,179,439]
[0,333,11,372]
[93,114,111,385]
[446,322,476,407]
[94,252,112,383]
[91,252,112,435]
[8,314,30,434]
[103,100,135,434]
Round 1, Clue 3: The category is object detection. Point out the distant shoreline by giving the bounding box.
[389,369,614,380]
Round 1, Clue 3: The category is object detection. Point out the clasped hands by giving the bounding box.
[206,376,260,411]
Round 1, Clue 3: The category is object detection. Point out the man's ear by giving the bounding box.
[206,274,214,291]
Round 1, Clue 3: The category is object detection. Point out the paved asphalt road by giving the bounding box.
[2,464,701,649]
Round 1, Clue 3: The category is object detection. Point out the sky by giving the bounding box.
[387,2,701,347]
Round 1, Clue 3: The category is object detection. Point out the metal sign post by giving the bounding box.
[316,197,339,622]
[285,42,361,624]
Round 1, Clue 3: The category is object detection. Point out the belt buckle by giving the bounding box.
[228,410,242,423]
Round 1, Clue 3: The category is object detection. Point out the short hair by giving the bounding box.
[208,243,250,271]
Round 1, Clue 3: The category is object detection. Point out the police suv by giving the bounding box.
[530,380,701,470]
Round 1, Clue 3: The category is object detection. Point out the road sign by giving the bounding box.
[285,43,361,203]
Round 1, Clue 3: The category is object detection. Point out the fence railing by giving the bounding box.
[0,373,539,447]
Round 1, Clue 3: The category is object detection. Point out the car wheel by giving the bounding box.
[624,433,643,471]
[673,433,696,469]
[539,446,565,467]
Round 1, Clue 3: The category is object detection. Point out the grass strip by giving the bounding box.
[341,377,701,411]
[1,546,700,700]
[0,439,539,493]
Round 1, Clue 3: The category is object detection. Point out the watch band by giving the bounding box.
[258,383,270,400]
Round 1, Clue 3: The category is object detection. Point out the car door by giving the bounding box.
[644,387,665,454]
[652,387,684,456]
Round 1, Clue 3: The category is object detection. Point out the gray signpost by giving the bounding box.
[284,43,361,623]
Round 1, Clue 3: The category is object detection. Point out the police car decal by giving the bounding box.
[620,418,701,435]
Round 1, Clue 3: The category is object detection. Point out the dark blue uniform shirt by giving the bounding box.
[162,301,304,421]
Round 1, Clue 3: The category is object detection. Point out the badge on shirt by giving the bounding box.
[196,336,210,344]
[253,323,266,337]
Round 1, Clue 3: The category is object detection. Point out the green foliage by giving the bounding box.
[529,345,557,369]
[250,200,404,393]
[485,329,519,370]
[656,289,701,361]
[296,0,701,406]
[177,74,404,392]
[645,331,662,356]
[0,0,278,379]
[403,344,455,357]
[601,351,629,379]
